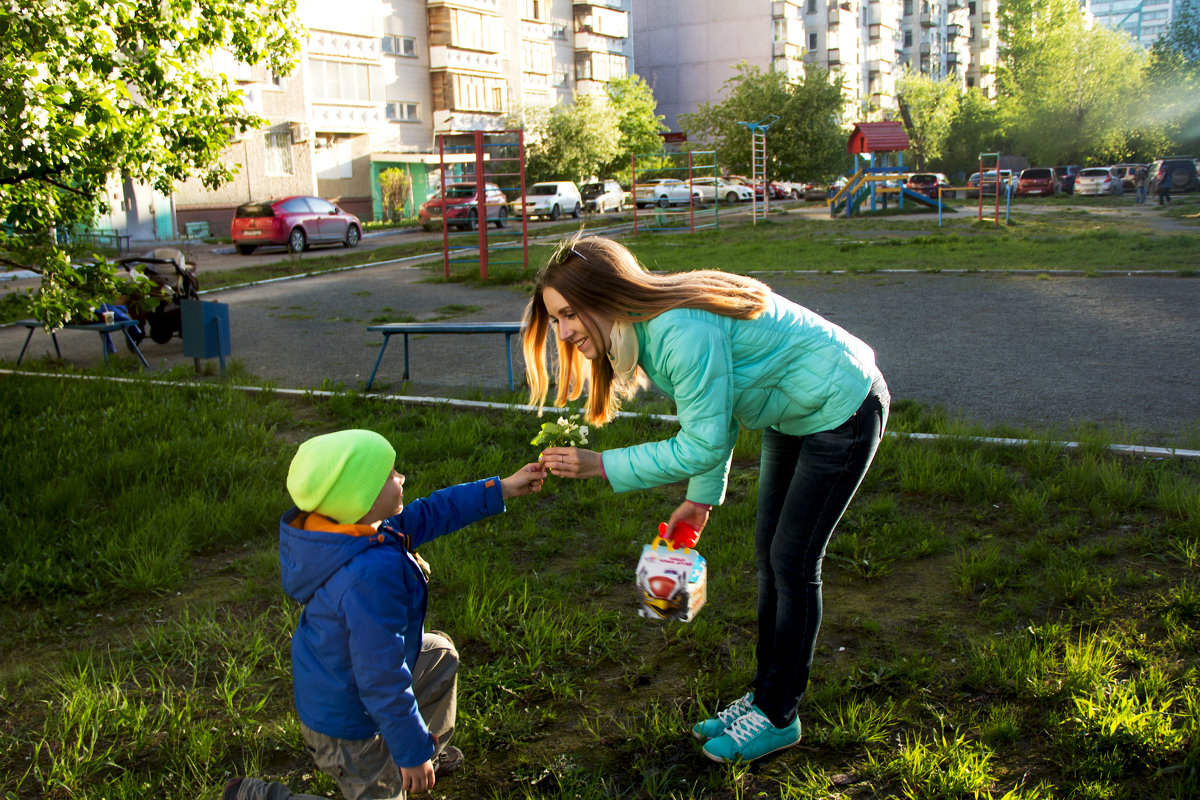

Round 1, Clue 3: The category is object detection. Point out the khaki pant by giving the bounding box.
[234,632,458,800]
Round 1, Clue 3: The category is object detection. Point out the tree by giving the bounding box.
[379,168,413,222]
[997,0,1150,165]
[0,0,301,328]
[1147,0,1200,156]
[513,77,665,186]
[895,70,961,171]
[521,94,621,185]
[939,87,1006,178]
[678,63,845,181]
[598,75,667,182]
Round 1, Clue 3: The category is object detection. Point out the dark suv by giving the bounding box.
[1053,165,1081,194]
[1148,157,1199,195]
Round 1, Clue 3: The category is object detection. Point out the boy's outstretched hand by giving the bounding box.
[500,462,547,498]
[400,761,435,793]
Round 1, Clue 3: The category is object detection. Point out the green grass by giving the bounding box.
[1,375,1198,799]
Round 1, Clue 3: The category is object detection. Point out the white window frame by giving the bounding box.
[264,131,293,176]
[385,101,421,123]
[382,35,418,57]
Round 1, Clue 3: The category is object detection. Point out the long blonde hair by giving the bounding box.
[522,236,770,425]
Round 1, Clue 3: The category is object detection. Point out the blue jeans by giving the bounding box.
[752,376,889,728]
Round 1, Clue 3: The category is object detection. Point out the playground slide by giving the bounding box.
[897,187,957,212]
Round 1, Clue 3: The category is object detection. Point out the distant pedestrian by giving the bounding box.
[1134,165,1148,205]
[1158,166,1174,205]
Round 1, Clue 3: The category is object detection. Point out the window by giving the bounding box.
[806,0,816,13]
[904,29,913,46]
[309,58,374,102]
[450,8,502,52]
[550,23,568,40]
[522,39,552,74]
[386,101,420,122]
[809,32,818,50]
[524,0,551,22]
[451,74,507,112]
[904,0,913,13]
[382,35,417,57]
[264,132,293,175]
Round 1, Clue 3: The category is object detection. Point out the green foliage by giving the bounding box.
[378,167,413,221]
[896,69,963,171]
[678,62,846,182]
[0,0,301,326]
[516,76,665,185]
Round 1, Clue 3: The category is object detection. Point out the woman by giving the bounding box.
[522,236,890,764]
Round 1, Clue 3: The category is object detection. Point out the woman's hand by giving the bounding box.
[666,500,710,540]
[539,447,604,479]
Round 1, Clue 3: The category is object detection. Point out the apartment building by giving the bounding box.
[632,0,1000,138]
[171,0,632,236]
[631,0,807,132]
[1086,0,1183,48]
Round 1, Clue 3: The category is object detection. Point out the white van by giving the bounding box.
[513,181,583,221]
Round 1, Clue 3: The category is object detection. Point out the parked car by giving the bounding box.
[634,178,694,208]
[512,181,582,221]
[905,172,951,199]
[690,177,753,203]
[967,170,1014,198]
[804,182,830,201]
[580,179,624,213]
[1015,167,1061,197]
[231,196,362,255]
[1111,163,1147,192]
[773,180,806,199]
[1147,156,1200,195]
[418,182,509,231]
[1053,165,1082,194]
[1074,166,1124,196]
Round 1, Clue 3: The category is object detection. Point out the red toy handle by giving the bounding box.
[658,521,700,549]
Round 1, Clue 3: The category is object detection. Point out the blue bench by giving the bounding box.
[366,322,523,391]
[15,319,148,368]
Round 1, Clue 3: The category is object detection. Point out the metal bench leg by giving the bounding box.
[402,333,410,381]
[504,332,515,392]
[17,327,35,364]
[122,329,149,368]
[366,334,392,390]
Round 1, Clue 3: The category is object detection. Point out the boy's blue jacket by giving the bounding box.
[279,477,505,768]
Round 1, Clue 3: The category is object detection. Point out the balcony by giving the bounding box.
[947,23,962,38]
[828,47,842,65]
[573,0,624,8]
[575,31,625,53]
[773,40,802,58]
[919,41,931,55]
[427,0,500,10]
[946,52,960,68]
[429,45,503,74]
[920,10,935,26]
[310,103,385,134]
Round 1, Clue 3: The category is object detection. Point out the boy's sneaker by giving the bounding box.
[701,706,802,763]
[691,692,755,740]
[434,745,464,776]
[221,778,244,800]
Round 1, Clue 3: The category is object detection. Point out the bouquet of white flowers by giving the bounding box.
[530,412,589,449]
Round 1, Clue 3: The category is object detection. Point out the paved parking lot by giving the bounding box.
[3,202,1198,443]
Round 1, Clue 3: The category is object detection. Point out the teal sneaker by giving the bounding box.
[691,692,755,740]
[701,705,802,763]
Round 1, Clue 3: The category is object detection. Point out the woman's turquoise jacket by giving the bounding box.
[600,292,879,505]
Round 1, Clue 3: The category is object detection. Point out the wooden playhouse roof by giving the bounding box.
[846,121,910,154]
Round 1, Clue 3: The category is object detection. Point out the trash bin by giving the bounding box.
[181,298,231,373]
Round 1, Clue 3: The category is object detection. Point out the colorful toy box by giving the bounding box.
[636,523,707,622]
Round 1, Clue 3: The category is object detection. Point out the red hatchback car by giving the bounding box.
[231,196,362,255]
[1016,168,1061,197]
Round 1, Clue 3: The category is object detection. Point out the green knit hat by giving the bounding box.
[287,430,396,524]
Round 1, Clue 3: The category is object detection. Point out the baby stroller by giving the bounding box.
[116,248,201,346]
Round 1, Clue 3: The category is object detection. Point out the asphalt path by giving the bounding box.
[3,203,1198,444]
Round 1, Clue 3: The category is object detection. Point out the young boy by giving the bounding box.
[225,429,545,800]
